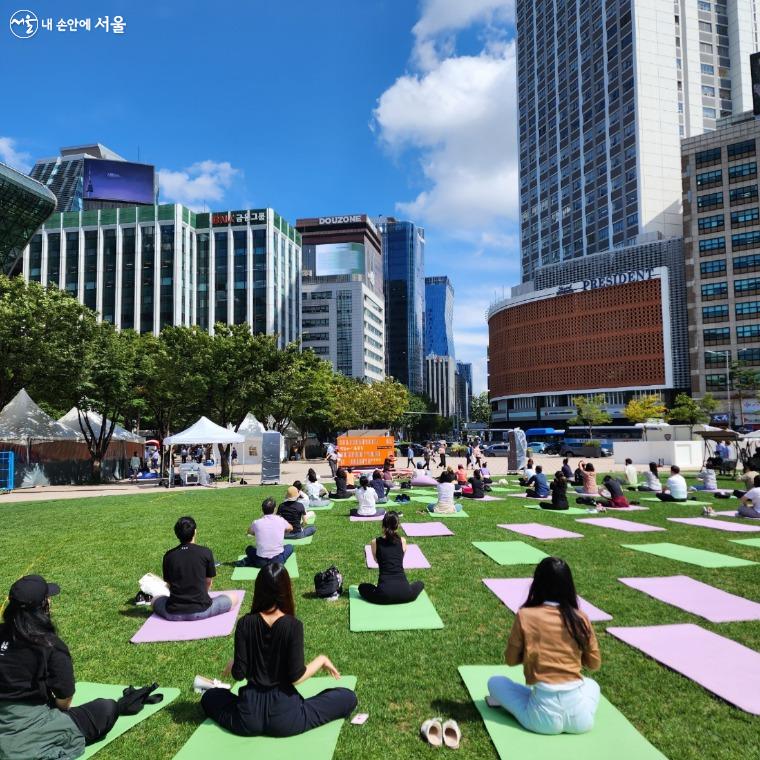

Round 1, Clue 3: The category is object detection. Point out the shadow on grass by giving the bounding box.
[119,604,152,619]
[430,698,482,724]
[166,697,206,727]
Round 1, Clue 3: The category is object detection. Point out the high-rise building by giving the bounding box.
[30,144,156,213]
[21,205,301,346]
[455,361,473,423]
[516,0,759,282]
[424,276,455,356]
[378,217,425,393]
[682,110,760,424]
[425,354,457,418]
[297,215,385,382]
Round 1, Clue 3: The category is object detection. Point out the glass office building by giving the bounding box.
[379,218,425,393]
[21,204,301,346]
[456,361,473,423]
[424,276,455,357]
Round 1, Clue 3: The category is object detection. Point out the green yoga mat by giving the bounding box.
[72,682,179,759]
[524,505,590,515]
[622,542,757,568]
[490,487,522,494]
[458,666,666,759]
[231,553,299,580]
[348,586,444,631]
[173,676,357,759]
[731,538,760,548]
[309,502,334,511]
[473,541,549,565]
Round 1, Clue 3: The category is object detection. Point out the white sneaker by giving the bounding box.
[193,675,231,694]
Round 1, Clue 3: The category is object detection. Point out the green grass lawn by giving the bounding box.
[1,475,759,759]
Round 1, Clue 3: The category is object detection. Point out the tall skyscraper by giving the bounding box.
[378,217,425,393]
[456,361,473,423]
[517,0,759,282]
[424,276,456,416]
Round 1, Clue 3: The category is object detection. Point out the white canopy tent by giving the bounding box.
[58,408,145,444]
[230,413,287,464]
[164,417,244,484]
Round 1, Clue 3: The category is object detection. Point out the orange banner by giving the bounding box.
[337,435,396,468]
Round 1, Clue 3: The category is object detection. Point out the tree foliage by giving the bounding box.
[569,394,612,440]
[470,391,491,425]
[667,393,718,434]
[624,394,667,439]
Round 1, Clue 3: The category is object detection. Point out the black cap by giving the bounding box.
[9,575,60,607]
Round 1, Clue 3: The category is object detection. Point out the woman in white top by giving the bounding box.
[426,471,462,514]
[739,476,760,518]
[691,458,718,491]
[351,476,385,517]
[637,462,662,492]
[292,481,310,510]
[519,459,536,486]
[305,470,331,507]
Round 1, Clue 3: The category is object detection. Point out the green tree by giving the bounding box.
[404,393,443,441]
[569,394,612,441]
[288,353,336,448]
[731,365,760,427]
[470,391,491,425]
[75,323,139,482]
[623,394,667,440]
[363,377,409,431]
[667,393,718,435]
[0,275,96,412]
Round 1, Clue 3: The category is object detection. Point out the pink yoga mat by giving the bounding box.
[130,591,245,644]
[619,576,760,623]
[612,505,649,512]
[576,517,665,533]
[484,578,612,621]
[401,521,453,537]
[350,512,385,522]
[607,623,760,715]
[498,522,583,540]
[365,544,430,569]
[667,517,760,533]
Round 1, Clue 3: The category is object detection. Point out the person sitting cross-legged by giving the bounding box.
[595,475,630,509]
[655,465,688,503]
[358,511,425,605]
[351,476,385,518]
[427,470,463,514]
[305,469,331,507]
[277,487,316,540]
[525,465,550,499]
[462,469,486,499]
[739,478,760,518]
[540,471,569,511]
[153,516,239,621]
[241,498,294,568]
[201,563,357,737]
[487,557,601,735]
[369,469,390,503]
[328,468,352,500]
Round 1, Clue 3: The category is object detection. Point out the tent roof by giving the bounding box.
[0,389,83,443]
[58,408,145,444]
[235,413,266,435]
[697,429,743,441]
[164,416,245,446]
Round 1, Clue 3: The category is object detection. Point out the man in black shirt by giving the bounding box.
[152,516,239,621]
[277,486,316,539]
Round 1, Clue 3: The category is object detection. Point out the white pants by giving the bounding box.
[487,676,600,735]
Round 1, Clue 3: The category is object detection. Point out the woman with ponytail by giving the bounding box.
[487,557,601,735]
[358,511,425,605]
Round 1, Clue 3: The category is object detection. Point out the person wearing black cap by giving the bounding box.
[0,575,120,758]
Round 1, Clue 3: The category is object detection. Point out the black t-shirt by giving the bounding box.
[277,499,306,531]
[375,536,406,580]
[550,480,569,508]
[162,543,216,614]
[605,478,624,499]
[468,477,485,498]
[231,613,306,688]
[0,624,75,705]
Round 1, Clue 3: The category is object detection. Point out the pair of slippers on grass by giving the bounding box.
[421,717,461,749]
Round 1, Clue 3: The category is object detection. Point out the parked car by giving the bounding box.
[543,442,563,455]
[527,441,547,453]
[484,443,510,457]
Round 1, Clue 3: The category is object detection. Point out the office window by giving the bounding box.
[702,304,728,322]
[732,230,760,251]
[727,140,756,161]
[736,301,760,320]
[102,228,116,323]
[28,235,42,282]
[701,281,728,300]
[46,233,60,287]
[729,162,757,183]
[121,228,135,329]
[696,169,722,189]
[701,63,715,75]
[738,348,760,365]
[159,225,174,329]
[698,236,726,254]
[701,84,715,96]
[734,254,760,274]
[731,207,759,228]
[738,324,760,342]
[703,327,730,345]
[705,374,728,391]
[730,185,759,205]
[140,225,155,333]
[698,214,724,233]
[214,231,228,324]
[700,259,726,277]
[735,277,760,297]
[233,229,247,325]
[697,191,723,211]
[695,147,722,168]
[703,107,717,119]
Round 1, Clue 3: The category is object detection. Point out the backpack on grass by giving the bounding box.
[314,566,343,598]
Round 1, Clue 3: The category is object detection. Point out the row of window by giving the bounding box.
[704,325,760,344]
[703,301,760,321]
[696,162,758,189]
[697,207,760,233]
[695,139,756,168]
[697,184,759,211]
[698,230,760,256]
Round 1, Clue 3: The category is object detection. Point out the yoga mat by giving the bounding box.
[483,578,612,621]
[250,534,314,546]
[458,665,666,760]
[365,543,430,569]
[715,510,742,517]
[524,505,590,515]
[429,508,469,518]
[731,537,760,548]
[619,575,760,623]
[173,676,357,760]
[472,541,549,566]
[348,586,443,631]
[130,591,245,643]
[309,501,334,511]
[74,682,180,760]
[231,554,299,581]
[641,498,713,505]
[401,521,453,537]
[667,517,760,533]
[497,522,583,540]
[622,542,757,568]
[490,486,522,493]
[610,505,649,512]
[607,623,760,715]
[349,512,385,522]
[576,517,665,533]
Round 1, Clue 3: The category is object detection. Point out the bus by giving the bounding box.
[525,428,565,453]
[562,425,644,456]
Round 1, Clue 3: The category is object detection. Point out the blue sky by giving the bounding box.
[2,0,520,392]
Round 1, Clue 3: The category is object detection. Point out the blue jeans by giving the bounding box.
[244,544,293,567]
[487,676,600,735]
[289,525,316,539]
[152,593,232,621]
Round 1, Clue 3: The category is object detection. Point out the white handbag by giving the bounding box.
[139,572,170,598]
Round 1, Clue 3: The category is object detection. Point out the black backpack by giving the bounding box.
[314,565,343,598]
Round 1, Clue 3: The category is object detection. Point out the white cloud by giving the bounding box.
[0,137,32,173]
[158,160,241,211]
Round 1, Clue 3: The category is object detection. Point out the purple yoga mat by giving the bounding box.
[401,521,453,537]
[619,575,760,623]
[715,510,741,517]
[484,578,612,621]
[130,591,245,644]
[576,517,665,533]
[365,543,430,569]
[498,522,583,540]
[350,513,385,522]
[667,517,760,533]
[607,623,760,715]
